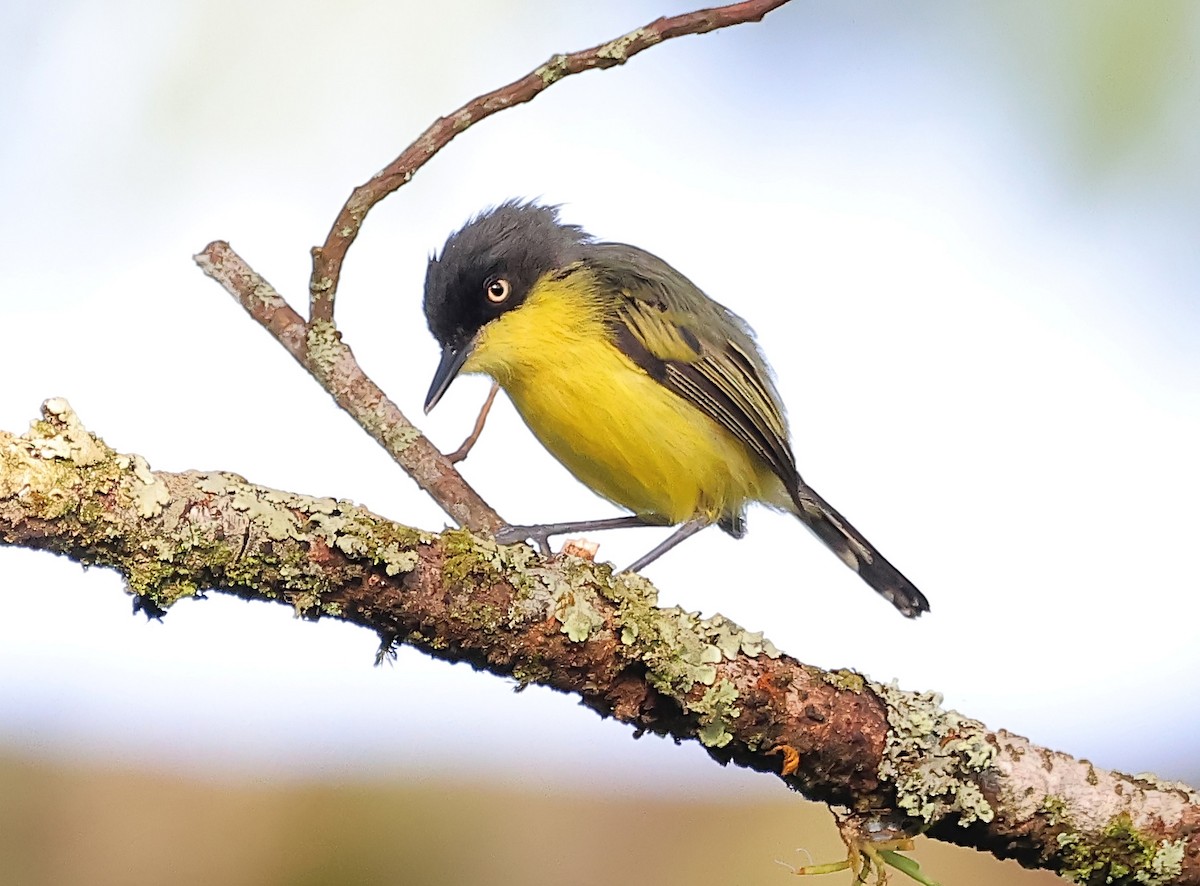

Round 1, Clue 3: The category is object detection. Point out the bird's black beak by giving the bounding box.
[424,340,475,413]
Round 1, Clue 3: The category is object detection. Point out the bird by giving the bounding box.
[421,200,929,617]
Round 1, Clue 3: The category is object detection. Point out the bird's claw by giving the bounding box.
[494,524,553,555]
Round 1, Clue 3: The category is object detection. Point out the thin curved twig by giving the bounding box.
[307,0,793,322]
[198,1,792,532]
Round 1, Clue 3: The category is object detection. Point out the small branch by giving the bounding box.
[2,399,1197,885]
[446,381,500,464]
[197,2,794,528]
[193,241,502,534]
[307,0,792,322]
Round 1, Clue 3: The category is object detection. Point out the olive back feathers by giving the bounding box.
[586,244,800,498]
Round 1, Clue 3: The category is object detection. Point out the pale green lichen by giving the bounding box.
[15,399,764,753]
[1055,821,1183,885]
[439,529,538,598]
[195,473,232,496]
[558,598,599,642]
[5,401,423,617]
[435,532,750,745]
[5,401,126,525]
[535,53,569,85]
[1127,771,1200,803]
[249,276,278,307]
[436,529,569,637]
[599,573,775,741]
[305,319,342,380]
[639,606,723,692]
[874,682,997,826]
[605,577,748,745]
[295,494,423,576]
[702,613,781,661]
[229,485,302,542]
[825,669,866,693]
[128,455,155,486]
[123,455,170,518]
[382,424,422,454]
[694,679,741,748]
[378,542,419,576]
[195,474,424,579]
[603,572,716,684]
[182,473,423,612]
[521,551,607,643]
[549,570,606,642]
[1044,800,1186,885]
[1139,839,1186,884]
[30,398,109,466]
[596,28,657,62]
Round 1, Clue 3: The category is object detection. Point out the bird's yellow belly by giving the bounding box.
[465,295,778,523]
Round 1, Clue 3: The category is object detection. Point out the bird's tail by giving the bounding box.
[790,482,929,617]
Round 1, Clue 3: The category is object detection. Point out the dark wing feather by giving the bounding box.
[585,244,799,492]
[581,244,929,617]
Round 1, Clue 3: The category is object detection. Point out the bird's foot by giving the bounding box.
[494,524,554,555]
[493,516,653,557]
[494,528,599,562]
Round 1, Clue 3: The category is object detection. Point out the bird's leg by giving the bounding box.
[494,515,660,555]
[445,381,500,464]
[623,518,712,573]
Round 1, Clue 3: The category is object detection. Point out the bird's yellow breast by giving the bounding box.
[462,274,784,523]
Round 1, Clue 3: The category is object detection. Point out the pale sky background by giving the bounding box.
[1,0,1198,800]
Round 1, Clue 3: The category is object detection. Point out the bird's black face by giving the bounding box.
[422,201,590,411]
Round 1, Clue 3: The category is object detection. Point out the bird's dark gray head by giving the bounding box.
[421,200,591,412]
[423,200,591,351]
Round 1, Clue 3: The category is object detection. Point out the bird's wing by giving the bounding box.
[585,245,799,491]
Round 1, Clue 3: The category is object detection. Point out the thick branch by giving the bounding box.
[307,0,792,322]
[2,399,1196,885]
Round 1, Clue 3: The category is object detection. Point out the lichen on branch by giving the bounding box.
[2,399,1196,884]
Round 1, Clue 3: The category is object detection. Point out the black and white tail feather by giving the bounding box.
[791,483,928,617]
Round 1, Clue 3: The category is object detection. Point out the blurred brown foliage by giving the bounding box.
[0,753,1062,886]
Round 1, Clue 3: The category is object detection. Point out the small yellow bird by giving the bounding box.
[423,201,928,616]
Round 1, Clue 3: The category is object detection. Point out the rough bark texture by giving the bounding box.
[3,399,1197,885]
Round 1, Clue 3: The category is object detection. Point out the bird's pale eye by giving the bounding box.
[485,278,511,304]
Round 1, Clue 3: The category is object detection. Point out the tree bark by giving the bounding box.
[3,398,1196,885]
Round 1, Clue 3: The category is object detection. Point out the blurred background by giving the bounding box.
[1,1,1197,883]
